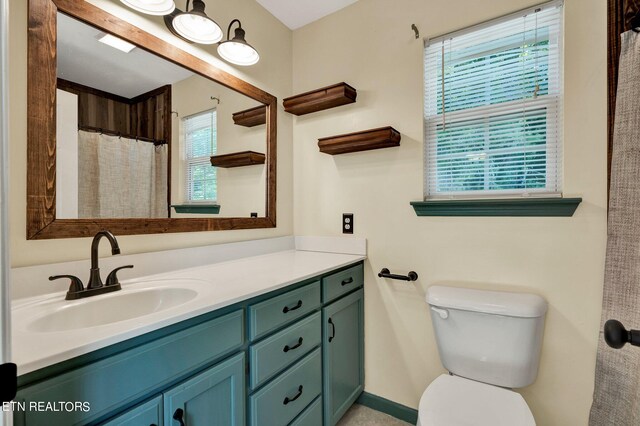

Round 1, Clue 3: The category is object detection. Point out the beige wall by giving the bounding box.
[292,0,607,424]
[9,0,609,422]
[8,0,293,266]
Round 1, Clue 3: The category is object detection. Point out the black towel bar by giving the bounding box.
[378,268,418,282]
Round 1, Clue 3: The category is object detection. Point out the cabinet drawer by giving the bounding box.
[249,312,321,389]
[249,281,321,341]
[290,396,322,426]
[100,396,162,426]
[249,348,322,426]
[15,310,244,426]
[322,264,363,303]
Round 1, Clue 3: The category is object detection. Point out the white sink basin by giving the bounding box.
[27,286,199,332]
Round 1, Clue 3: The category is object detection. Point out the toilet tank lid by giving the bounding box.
[427,286,547,318]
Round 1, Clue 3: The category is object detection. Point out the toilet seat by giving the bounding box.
[417,374,535,426]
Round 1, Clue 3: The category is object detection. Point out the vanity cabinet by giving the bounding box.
[15,262,364,426]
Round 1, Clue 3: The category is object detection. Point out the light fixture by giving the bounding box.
[120,0,176,16]
[97,33,136,53]
[167,0,223,45]
[217,19,259,66]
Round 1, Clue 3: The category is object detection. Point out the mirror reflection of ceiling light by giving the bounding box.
[98,34,137,53]
[120,0,176,16]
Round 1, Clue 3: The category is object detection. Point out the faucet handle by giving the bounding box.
[105,265,134,286]
[49,275,84,294]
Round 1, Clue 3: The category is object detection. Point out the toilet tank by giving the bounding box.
[427,286,547,388]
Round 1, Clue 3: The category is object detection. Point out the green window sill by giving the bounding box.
[410,198,582,217]
[171,204,220,214]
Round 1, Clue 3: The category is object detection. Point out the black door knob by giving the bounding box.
[604,319,640,349]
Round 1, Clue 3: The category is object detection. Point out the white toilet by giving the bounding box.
[417,286,548,426]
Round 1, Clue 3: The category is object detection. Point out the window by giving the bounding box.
[424,1,563,200]
[183,109,217,203]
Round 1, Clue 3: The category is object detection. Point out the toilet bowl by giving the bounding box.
[419,286,547,426]
[416,375,535,426]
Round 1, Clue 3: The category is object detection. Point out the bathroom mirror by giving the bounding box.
[56,13,267,220]
[27,0,276,239]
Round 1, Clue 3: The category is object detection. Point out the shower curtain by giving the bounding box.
[590,30,640,426]
[77,131,168,218]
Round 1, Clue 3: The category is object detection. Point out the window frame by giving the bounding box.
[423,0,564,201]
[182,108,218,204]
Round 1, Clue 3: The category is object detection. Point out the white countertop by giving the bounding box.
[12,249,365,375]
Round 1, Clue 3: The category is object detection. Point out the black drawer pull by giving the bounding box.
[283,337,304,353]
[328,318,336,342]
[172,408,185,426]
[283,385,303,405]
[341,277,354,286]
[282,300,302,314]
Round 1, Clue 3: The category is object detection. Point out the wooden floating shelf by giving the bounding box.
[318,126,401,155]
[283,82,357,116]
[232,105,267,127]
[210,151,266,168]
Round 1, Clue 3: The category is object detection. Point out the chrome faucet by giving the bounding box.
[49,230,133,300]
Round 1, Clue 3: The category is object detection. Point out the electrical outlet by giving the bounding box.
[342,213,354,234]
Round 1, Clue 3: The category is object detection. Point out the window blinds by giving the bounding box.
[183,109,217,202]
[424,1,563,199]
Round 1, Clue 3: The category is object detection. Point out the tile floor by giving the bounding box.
[337,404,412,426]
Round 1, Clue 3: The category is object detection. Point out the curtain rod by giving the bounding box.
[425,0,563,46]
[78,125,168,146]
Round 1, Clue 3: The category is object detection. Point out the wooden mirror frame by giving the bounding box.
[27,0,277,239]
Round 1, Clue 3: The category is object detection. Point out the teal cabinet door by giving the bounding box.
[164,353,245,426]
[322,289,364,426]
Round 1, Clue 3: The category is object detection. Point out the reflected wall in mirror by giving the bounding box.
[56,13,266,220]
[28,0,276,239]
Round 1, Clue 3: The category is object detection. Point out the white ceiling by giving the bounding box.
[255,0,358,30]
[57,13,194,99]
